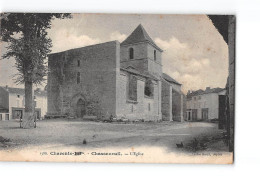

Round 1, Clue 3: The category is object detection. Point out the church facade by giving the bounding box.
[47,24,184,121]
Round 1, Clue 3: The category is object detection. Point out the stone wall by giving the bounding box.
[228,15,235,152]
[121,58,148,73]
[48,40,164,121]
[161,79,172,121]
[147,44,162,78]
[120,43,148,62]
[48,41,120,118]
[172,89,183,122]
[120,43,162,79]
[116,70,161,121]
[47,52,64,115]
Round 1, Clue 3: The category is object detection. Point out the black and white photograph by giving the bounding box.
[0,13,235,164]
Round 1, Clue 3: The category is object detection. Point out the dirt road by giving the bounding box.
[0,119,228,152]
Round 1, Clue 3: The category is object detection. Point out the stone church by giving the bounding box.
[47,24,184,121]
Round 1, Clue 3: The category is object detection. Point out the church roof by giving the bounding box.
[121,66,159,81]
[162,73,181,85]
[121,24,163,52]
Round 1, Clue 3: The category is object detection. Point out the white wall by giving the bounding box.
[35,95,47,118]
[8,93,47,119]
[116,71,161,121]
[8,94,22,119]
[186,91,226,120]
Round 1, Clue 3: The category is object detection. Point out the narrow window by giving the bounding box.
[128,74,137,101]
[148,103,151,111]
[77,72,80,84]
[77,60,80,67]
[154,50,156,61]
[129,48,134,60]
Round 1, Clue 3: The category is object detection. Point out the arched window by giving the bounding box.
[129,48,134,60]
[144,79,154,98]
[154,50,157,61]
[77,60,80,67]
[77,72,80,84]
[128,74,137,101]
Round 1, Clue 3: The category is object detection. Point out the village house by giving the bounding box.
[47,24,184,121]
[0,86,47,121]
[186,87,226,123]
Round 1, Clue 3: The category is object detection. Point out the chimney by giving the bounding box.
[206,87,210,91]
[5,85,8,90]
[187,90,191,94]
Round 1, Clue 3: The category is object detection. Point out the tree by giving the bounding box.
[0,13,71,128]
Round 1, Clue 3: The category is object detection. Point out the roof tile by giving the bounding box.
[187,87,225,98]
[121,24,163,51]
[162,73,181,85]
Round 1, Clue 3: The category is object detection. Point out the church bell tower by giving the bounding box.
[120,24,163,79]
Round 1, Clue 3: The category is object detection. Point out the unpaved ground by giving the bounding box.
[0,119,228,152]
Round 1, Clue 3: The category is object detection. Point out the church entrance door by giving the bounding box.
[76,99,86,118]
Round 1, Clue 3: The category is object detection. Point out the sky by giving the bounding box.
[0,14,228,93]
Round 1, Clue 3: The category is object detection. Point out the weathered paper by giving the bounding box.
[0,13,235,164]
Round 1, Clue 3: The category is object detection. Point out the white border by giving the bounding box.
[1,0,260,176]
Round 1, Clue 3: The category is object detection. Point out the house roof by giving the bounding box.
[1,87,47,97]
[187,87,225,99]
[121,24,163,52]
[6,87,25,95]
[162,73,181,85]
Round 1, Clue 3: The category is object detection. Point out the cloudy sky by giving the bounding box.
[0,14,228,93]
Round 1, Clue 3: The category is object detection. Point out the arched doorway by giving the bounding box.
[76,98,86,118]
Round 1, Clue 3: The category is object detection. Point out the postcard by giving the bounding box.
[0,13,235,164]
